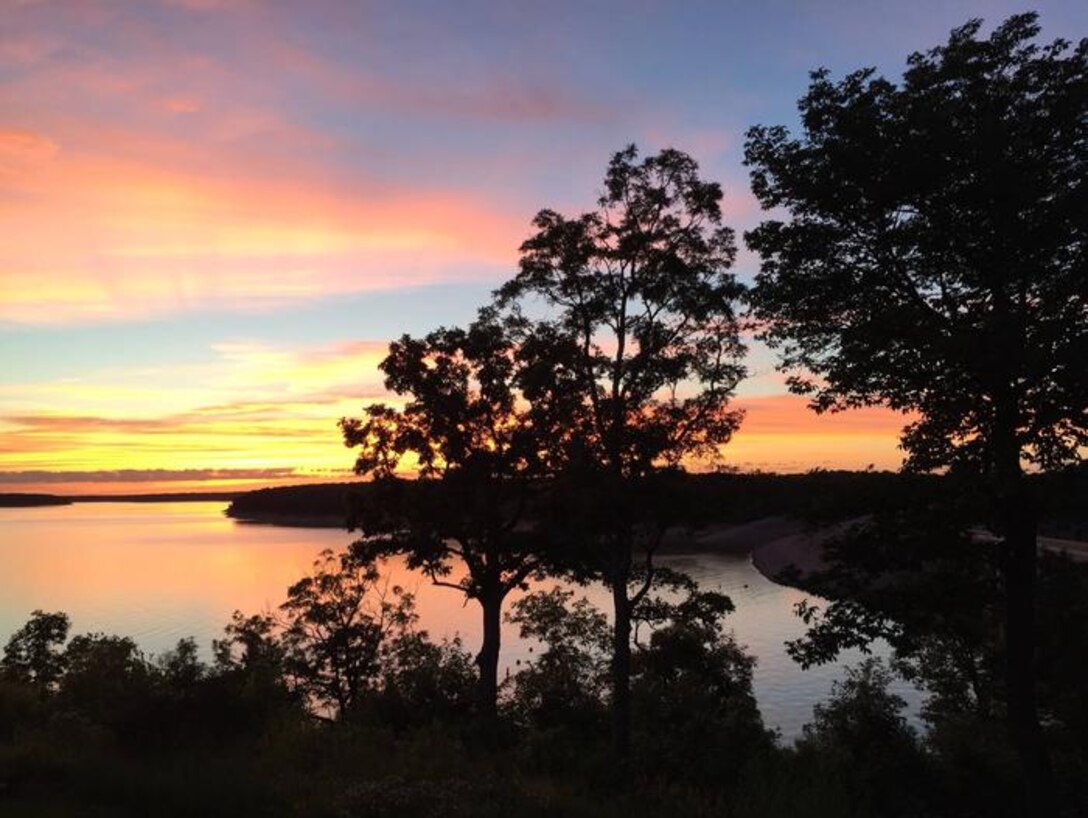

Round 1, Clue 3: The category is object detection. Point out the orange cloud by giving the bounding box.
[720,394,911,472]
[0,385,911,495]
[0,337,403,489]
[735,393,912,434]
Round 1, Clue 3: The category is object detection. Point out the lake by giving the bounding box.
[0,501,919,741]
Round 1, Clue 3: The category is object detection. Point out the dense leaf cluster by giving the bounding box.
[746,14,1086,473]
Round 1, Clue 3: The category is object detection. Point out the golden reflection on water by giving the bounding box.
[0,502,489,650]
[0,501,916,740]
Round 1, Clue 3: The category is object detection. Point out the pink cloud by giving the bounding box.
[252,33,616,126]
[162,96,201,114]
[0,32,60,65]
[161,0,252,10]
[0,10,595,325]
[0,128,526,323]
[0,128,59,174]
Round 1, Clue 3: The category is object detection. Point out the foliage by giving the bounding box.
[1036,554,1088,752]
[277,549,417,717]
[58,633,153,731]
[1,542,1086,816]
[785,495,1003,721]
[157,637,204,688]
[745,13,1086,473]
[504,568,769,787]
[793,659,930,817]
[0,610,70,692]
[340,313,549,715]
[782,493,1088,815]
[629,569,770,787]
[369,632,478,730]
[225,466,1088,538]
[496,143,746,755]
[744,13,1087,806]
[800,659,915,756]
[504,587,612,734]
[214,610,286,676]
[498,143,746,478]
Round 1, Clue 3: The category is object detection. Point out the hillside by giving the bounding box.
[224,468,1088,540]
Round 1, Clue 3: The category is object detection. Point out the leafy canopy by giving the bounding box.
[499,144,747,478]
[339,313,546,602]
[745,13,1087,472]
[278,548,416,715]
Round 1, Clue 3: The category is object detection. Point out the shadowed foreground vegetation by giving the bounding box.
[2,514,1087,817]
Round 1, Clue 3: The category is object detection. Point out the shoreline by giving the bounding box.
[229,512,350,529]
[221,510,1088,581]
[657,517,1088,580]
[662,517,847,583]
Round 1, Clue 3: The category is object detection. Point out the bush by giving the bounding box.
[794,659,930,817]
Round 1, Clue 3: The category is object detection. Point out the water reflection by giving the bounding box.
[0,501,918,740]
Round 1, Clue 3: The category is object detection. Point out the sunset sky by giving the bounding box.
[2,0,1085,495]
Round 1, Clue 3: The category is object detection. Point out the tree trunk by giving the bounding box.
[611,575,632,760]
[995,437,1054,815]
[476,590,502,721]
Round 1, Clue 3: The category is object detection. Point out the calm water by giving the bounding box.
[0,501,919,741]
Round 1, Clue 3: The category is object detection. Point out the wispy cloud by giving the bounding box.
[0,336,399,485]
[0,127,524,324]
[0,467,302,484]
[1,1,619,326]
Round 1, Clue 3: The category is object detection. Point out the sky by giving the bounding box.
[2,0,1085,495]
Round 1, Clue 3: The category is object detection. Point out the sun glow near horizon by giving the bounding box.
[8,1,1068,494]
[0,378,911,495]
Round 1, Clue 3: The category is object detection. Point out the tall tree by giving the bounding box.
[339,313,547,718]
[497,145,746,757]
[744,14,1086,811]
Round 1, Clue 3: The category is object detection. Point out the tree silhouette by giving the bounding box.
[496,144,746,757]
[278,549,416,717]
[339,313,548,718]
[744,14,1086,811]
[0,610,69,692]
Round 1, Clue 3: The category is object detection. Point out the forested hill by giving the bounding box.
[0,493,72,507]
[0,491,240,507]
[225,469,1088,538]
[225,482,363,527]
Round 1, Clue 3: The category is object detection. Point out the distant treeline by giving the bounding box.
[0,494,72,507]
[0,491,240,507]
[225,468,1088,540]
